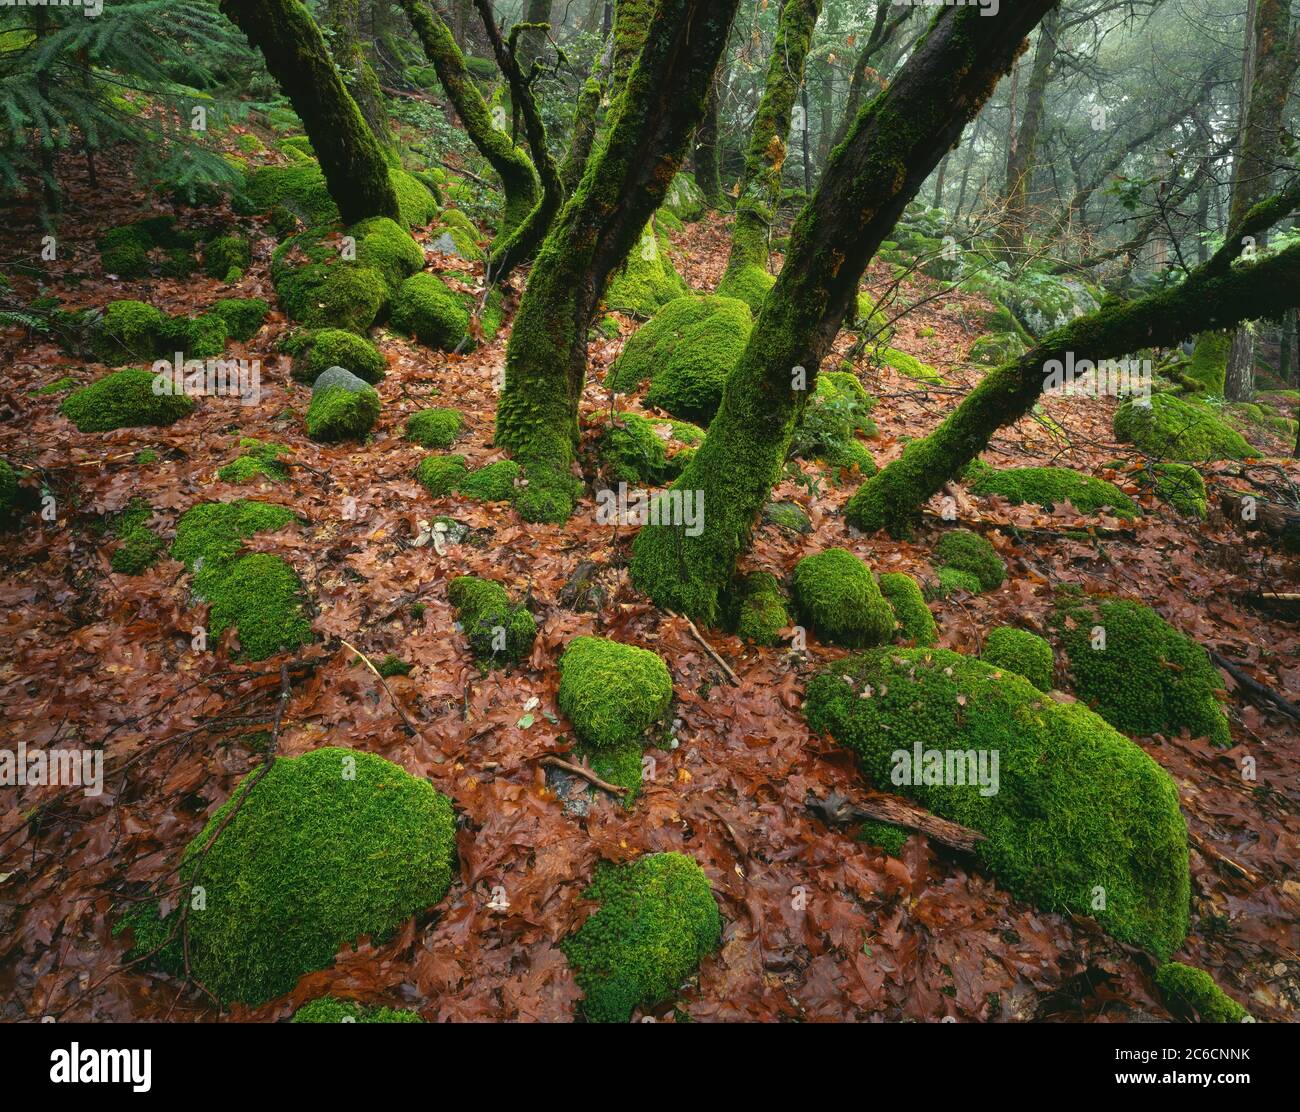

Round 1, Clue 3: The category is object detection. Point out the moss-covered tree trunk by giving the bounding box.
[494,0,741,522]
[397,0,541,237]
[716,0,823,304]
[326,0,393,148]
[559,33,613,195]
[609,0,653,103]
[220,0,399,224]
[847,191,1300,537]
[691,72,724,206]
[629,3,1061,623]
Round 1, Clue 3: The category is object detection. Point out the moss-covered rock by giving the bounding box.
[293,997,424,1023]
[270,228,390,333]
[243,164,438,230]
[608,295,752,424]
[157,313,229,359]
[560,852,721,1023]
[791,548,895,648]
[877,571,937,647]
[108,498,165,575]
[790,370,877,463]
[98,216,198,279]
[210,297,270,342]
[664,172,706,222]
[351,216,426,292]
[732,571,790,646]
[92,300,166,365]
[447,575,535,666]
[966,460,1138,518]
[557,636,673,749]
[969,331,1026,366]
[1155,962,1249,1023]
[390,273,470,351]
[804,648,1190,959]
[291,328,386,384]
[597,412,688,486]
[61,369,196,432]
[203,234,251,279]
[406,407,463,449]
[604,224,688,317]
[218,438,290,484]
[933,529,1004,592]
[930,566,984,598]
[877,345,943,383]
[1050,592,1230,746]
[983,627,1053,691]
[1145,461,1207,519]
[415,453,469,497]
[715,261,774,312]
[306,373,380,442]
[761,500,811,534]
[428,208,485,262]
[1183,332,1230,395]
[458,460,520,502]
[1113,393,1255,461]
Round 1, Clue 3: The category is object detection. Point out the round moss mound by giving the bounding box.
[92,300,166,365]
[270,230,389,333]
[791,548,894,648]
[390,273,470,351]
[804,648,1190,960]
[561,852,721,1024]
[1155,962,1248,1023]
[447,575,535,666]
[877,571,937,647]
[732,571,790,646]
[293,996,424,1023]
[203,234,251,279]
[350,216,426,292]
[604,224,687,317]
[61,369,196,432]
[210,298,270,342]
[174,747,456,1005]
[790,370,877,463]
[983,626,1053,691]
[931,566,984,598]
[557,636,673,749]
[415,453,469,497]
[458,460,520,502]
[933,529,1005,591]
[1113,393,1255,461]
[406,407,463,449]
[716,261,775,312]
[1050,593,1230,746]
[966,461,1137,519]
[293,329,386,384]
[306,383,380,442]
[597,412,688,486]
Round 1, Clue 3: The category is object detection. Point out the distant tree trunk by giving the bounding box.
[327,0,393,147]
[1001,7,1059,260]
[629,2,1062,623]
[518,0,552,69]
[493,0,741,522]
[220,0,399,224]
[830,2,908,150]
[1225,0,1297,401]
[933,150,950,209]
[717,0,823,305]
[398,0,541,237]
[692,72,724,205]
[1281,307,1298,383]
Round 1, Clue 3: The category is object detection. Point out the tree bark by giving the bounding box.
[1000,6,1059,260]
[559,27,613,195]
[691,71,724,205]
[220,0,399,224]
[629,3,1060,624]
[493,0,741,522]
[327,0,393,147]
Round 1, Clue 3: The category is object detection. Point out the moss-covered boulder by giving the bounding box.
[1050,593,1230,746]
[933,529,1004,592]
[1155,963,1249,1023]
[447,575,535,667]
[607,295,752,424]
[663,172,706,222]
[1136,460,1207,519]
[929,567,984,598]
[415,453,469,497]
[877,345,943,383]
[306,369,380,442]
[243,163,438,230]
[108,498,165,575]
[597,412,689,486]
[731,571,790,646]
[458,460,520,502]
[157,312,229,359]
[428,207,485,262]
[762,500,812,534]
[716,261,774,312]
[210,297,270,342]
[804,648,1190,959]
[983,627,1053,691]
[203,234,251,280]
[877,571,937,647]
[406,407,463,449]
[966,460,1138,519]
[557,636,673,749]
[217,438,290,484]
[291,329,386,384]
[969,331,1026,366]
[61,369,196,432]
[97,216,198,279]
[561,852,721,1023]
[390,273,470,351]
[791,548,895,648]
[1113,393,1255,461]
[350,216,426,291]
[92,300,166,365]
[605,224,688,317]
[293,997,424,1023]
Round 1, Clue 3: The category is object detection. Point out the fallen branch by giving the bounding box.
[1208,650,1300,722]
[1187,828,1262,886]
[805,789,986,854]
[668,609,740,686]
[339,637,421,735]
[539,755,628,797]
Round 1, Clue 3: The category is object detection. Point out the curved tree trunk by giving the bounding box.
[398,0,541,237]
[326,0,393,148]
[629,3,1061,624]
[494,0,741,522]
[220,0,399,224]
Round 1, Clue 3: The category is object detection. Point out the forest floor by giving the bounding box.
[2,144,1299,1022]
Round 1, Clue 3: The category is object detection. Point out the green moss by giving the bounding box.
[1050,593,1230,746]
[210,298,270,342]
[820,438,877,480]
[376,654,412,678]
[61,369,196,432]
[608,295,752,424]
[204,235,251,279]
[983,627,1053,691]
[293,997,423,1023]
[513,462,584,524]
[791,549,895,649]
[857,821,908,857]
[390,273,470,351]
[664,172,705,222]
[934,529,1004,591]
[968,464,1138,519]
[560,853,721,1023]
[157,313,229,359]
[109,497,165,574]
[715,261,774,312]
[791,370,877,462]
[878,346,943,383]
[1155,963,1249,1023]
[98,217,197,278]
[598,412,684,486]
[969,332,1027,366]
[557,636,672,749]
[218,438,290,484]
[244,164,435,231]
[270,230,390,333]
[305,381,379,442]
[732,571,789,646]
[406,408,463,448]
[388,167,441,228]
[580,738,645,807]
[458,460,519,502]
[447,575,535,666]
[0,459,16,518]
[1149,461,1207,519]
[604,225,688,317]
[92,300,165,365]
[293,329,386,384]
[31,376,78,396]
[804,648,1190,959]
[350,216,426,292]
[1184,332,1230,394]
[415,453,469,497]
[931,566,984,597]
[877,572,937,647]
[762,501,811,534]
[1113,393,1255,462]
[127,747,455,1005]
[429,209,486,262]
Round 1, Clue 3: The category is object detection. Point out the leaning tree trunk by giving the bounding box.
[494,0,741,522]
[847,188,1300,538]
[717,0,823,305]
[629,2,1061,624]
[1224,0,1297,401]
[220,0,399,224]
[608,0,654,103]
[398,0,541,238]
[326,0,393,148]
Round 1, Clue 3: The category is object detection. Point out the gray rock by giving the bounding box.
[428,231,464,259]
[312,366,372,395]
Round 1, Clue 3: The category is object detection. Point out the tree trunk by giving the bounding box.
[846,191,1300,538]
[691,71,724,205]
[609,0,653,103]
[398,0,541,238]
[629,3,1061,624]
[327,0,393,147]
[1000,7,1059,260]
[829,2,908,151]
[220,0,399,224]
[493,0,741,522]
[517,0,552,70]
[559,28,613,195]
[717,0,824,305]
